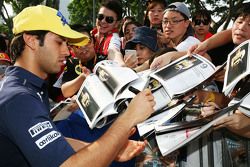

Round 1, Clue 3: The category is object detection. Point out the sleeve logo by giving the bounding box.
[28,121,52,137]
[35,130,61,149]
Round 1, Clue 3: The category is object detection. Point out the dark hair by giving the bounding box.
[119,16,136,37]
[149,47,177,65]
[124,21,142,34]
[10,30,48,61]
[234,3,250,21]
[192,9,211,22]
[101,0,123,21]
[144,0,167,27]
[0,35,7,52]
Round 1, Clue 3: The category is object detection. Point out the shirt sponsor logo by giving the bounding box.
[28,121,52,137]
[35,130,61,149]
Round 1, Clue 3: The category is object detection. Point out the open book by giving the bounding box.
[136,95,195,137]
[223,39,250,96]
[76,60,140,129]
[136,54,216,137]
[76,54,215,129]
[155,102,240,156]
[149,54,215,99]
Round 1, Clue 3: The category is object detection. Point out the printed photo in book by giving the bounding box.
[77,86,100,122]
[223,39,250,95]
[149,54,215,99]
[76,60,140,129]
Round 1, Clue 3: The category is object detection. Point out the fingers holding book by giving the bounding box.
[126,88,156,125]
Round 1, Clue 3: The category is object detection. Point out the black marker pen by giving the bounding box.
[128,86,140,95]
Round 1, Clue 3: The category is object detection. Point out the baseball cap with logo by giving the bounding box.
[12,5,89,46]
[0,52,11,63]
[164,2,191,19]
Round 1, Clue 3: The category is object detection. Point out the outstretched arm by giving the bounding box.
[190,29,232,56]
[214,110,250,138]
[61,67,90,98]
[61,89,155,167]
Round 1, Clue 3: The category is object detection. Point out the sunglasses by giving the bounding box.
[97,14,116,24]
[194,19,210,26]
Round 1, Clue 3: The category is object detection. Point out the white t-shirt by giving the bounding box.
[176,36,200,52]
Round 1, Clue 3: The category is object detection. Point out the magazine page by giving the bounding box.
[50,98,73,121]
[150,54,215,99]
[93,60,139,98]
[76,74,116,129]
[156,127,201,156]
[137,102,186,137]
[93,104,118,128]
[155,103,240,156]
[238,92,250,117]
[115,74,149,103]
[223,40,250,95]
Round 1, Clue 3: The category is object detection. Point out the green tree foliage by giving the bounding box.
[68,0,100,26]
[1,0,59,36]
[68,0,247,33]
[0,0,247,37]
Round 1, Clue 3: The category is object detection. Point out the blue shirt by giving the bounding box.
[0,66,75,167]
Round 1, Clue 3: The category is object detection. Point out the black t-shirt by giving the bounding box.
[208,42,235,66]
[62,56,95,84]
[207,42,235,92]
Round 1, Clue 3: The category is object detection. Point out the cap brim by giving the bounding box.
[125,40,137,50]
[52,26,90,46]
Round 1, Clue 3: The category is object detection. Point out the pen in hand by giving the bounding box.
[128,86,141,95]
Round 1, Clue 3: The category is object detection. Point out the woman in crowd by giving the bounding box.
[121,20,142,51]
[144,0,167,30]
[124,26,159,71]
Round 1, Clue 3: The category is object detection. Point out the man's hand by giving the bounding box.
[201,102,220,117]
[125,89,155,126]
[150,52,173,70]
[214,111,250,138]
[80,66,91,78]
[189,42,209,56]
[115,139,147,162]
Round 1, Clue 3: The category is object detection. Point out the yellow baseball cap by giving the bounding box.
[13,5,89,46]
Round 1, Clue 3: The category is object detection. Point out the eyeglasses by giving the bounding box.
[194,19,210,26]
[162,19,185,25]
[97,14,116,24]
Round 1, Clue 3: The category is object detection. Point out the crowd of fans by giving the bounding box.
[1,0,250,166]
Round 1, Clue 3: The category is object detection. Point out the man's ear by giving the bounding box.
[23,33,37,50]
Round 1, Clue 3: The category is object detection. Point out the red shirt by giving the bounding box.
[195,32,213,42]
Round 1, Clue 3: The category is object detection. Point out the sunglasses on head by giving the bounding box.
[194,19,210,26]
[97,14,115,24]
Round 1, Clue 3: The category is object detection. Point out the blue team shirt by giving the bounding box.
[0,66,75,167]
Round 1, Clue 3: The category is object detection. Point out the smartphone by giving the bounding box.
[124,49,137,60]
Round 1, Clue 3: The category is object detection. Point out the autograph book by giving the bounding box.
[223,39,250,96]
[76,60,140,129]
